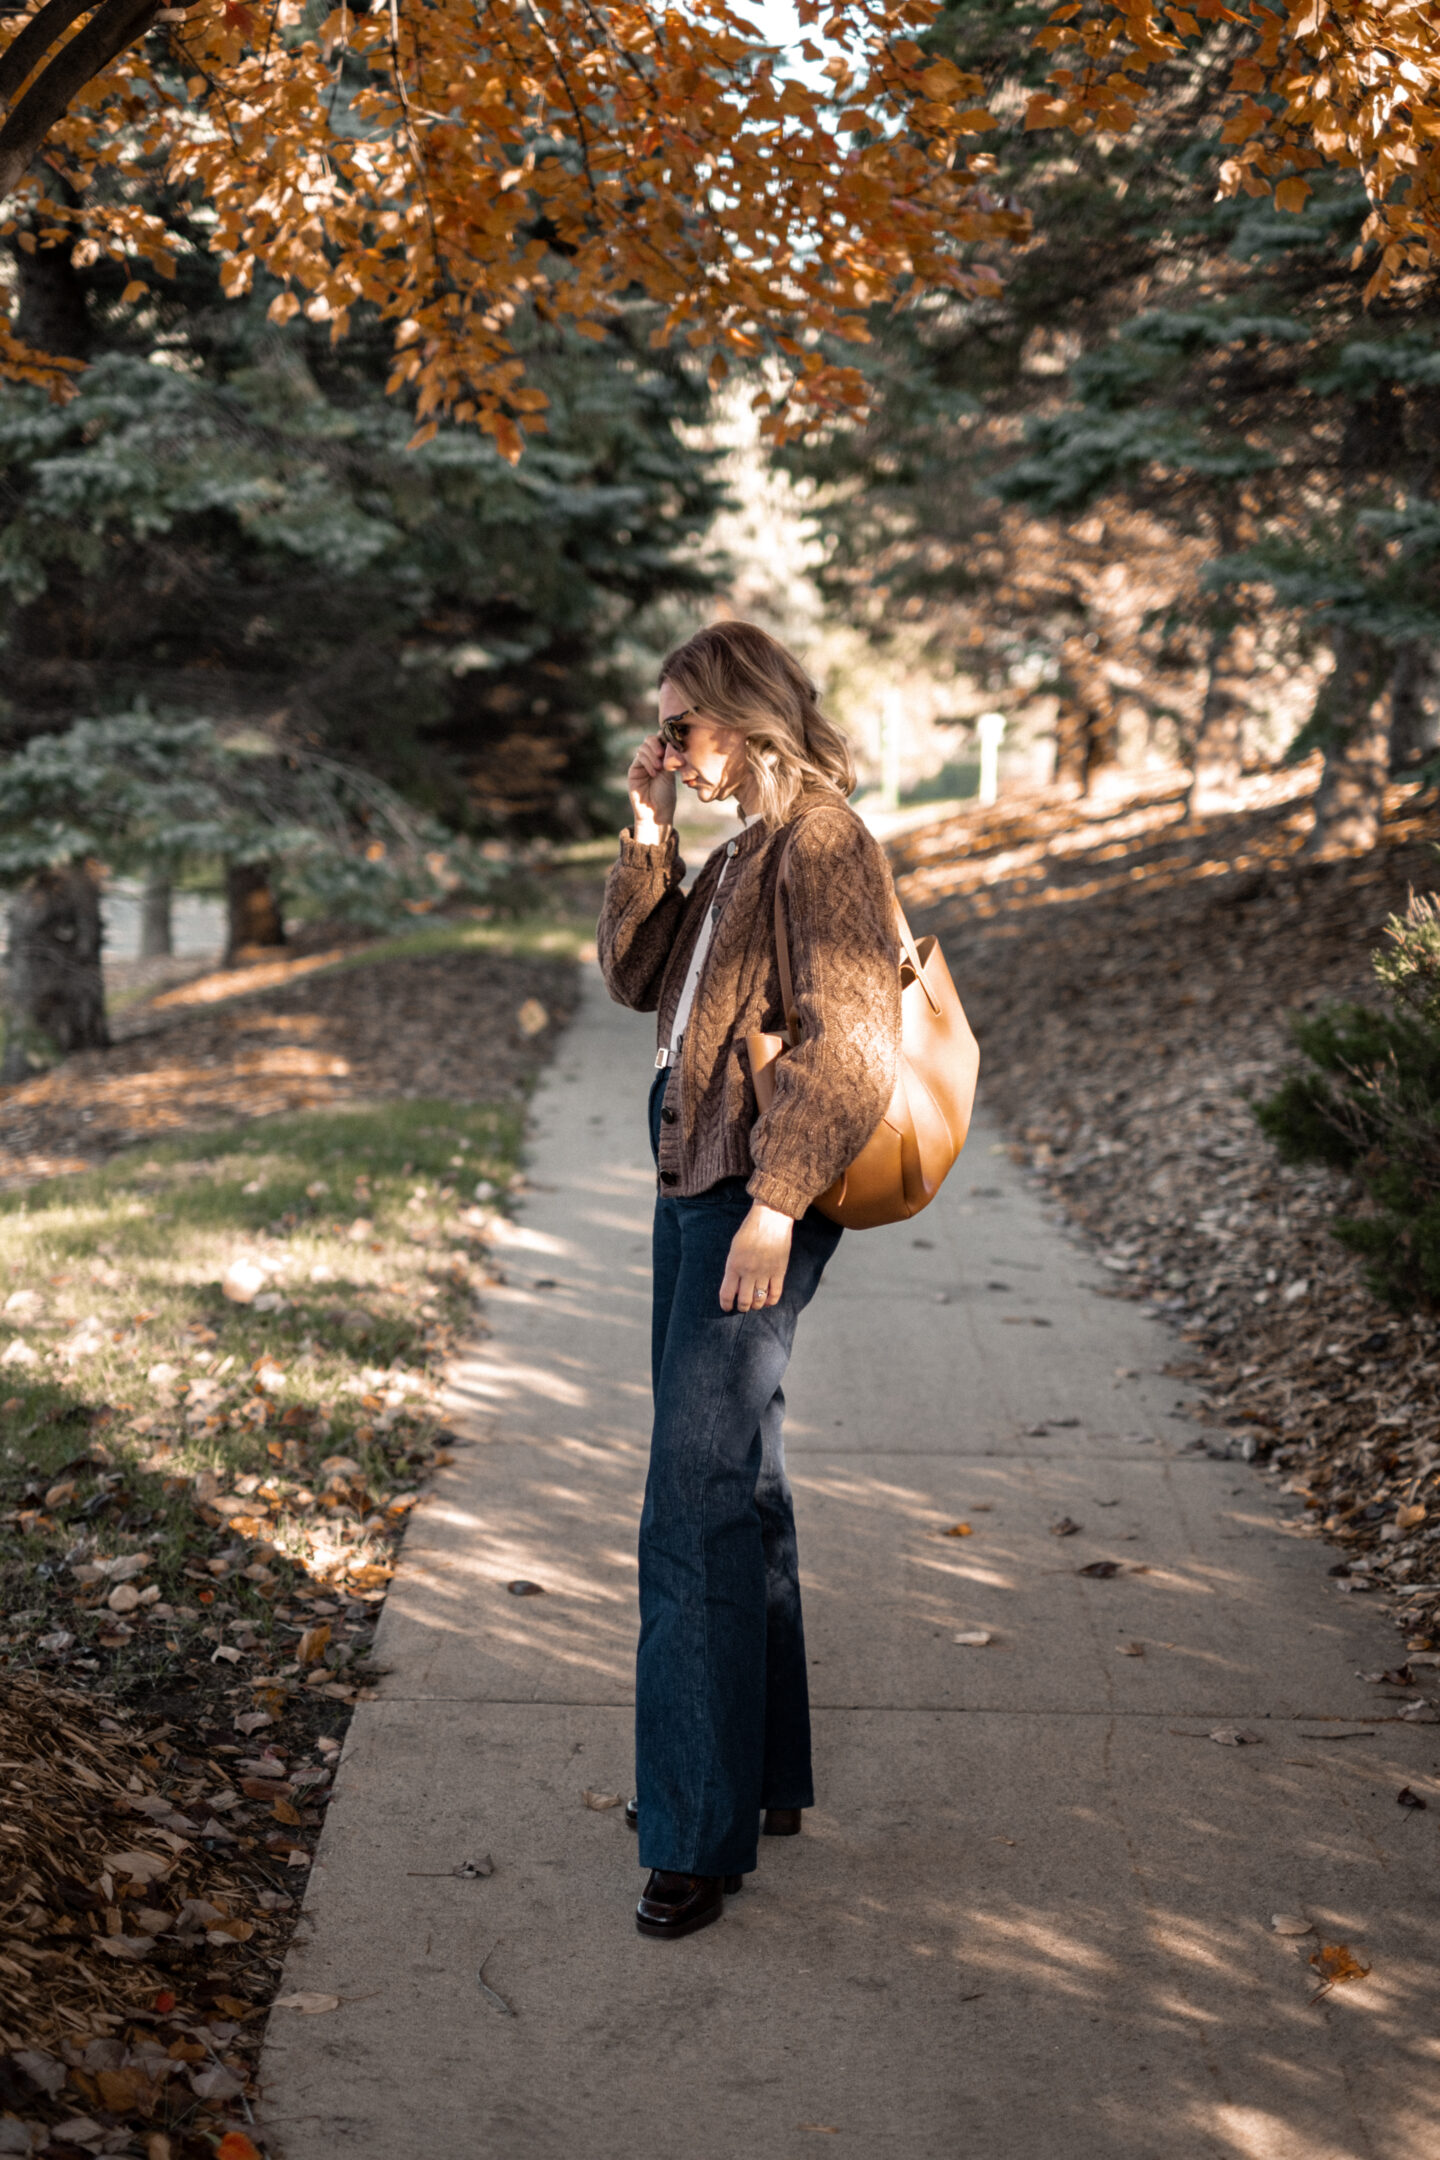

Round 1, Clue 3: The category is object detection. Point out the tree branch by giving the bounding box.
[0,0,159,199]
[0,0,94,111]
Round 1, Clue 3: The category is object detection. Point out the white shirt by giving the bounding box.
[658,823,757,1068]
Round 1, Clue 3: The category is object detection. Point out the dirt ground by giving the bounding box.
[895,760,1440,1653]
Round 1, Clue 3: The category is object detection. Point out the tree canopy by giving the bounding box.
[3,2,1434,448]
[0,206,727,835]
[780,0,1440,840]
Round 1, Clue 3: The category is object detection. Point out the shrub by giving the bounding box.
[1255,888,1440,1307]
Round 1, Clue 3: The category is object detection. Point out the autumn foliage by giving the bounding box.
[0,0,1027,449]
[1027,2,1440,301]
[0,1,1437,437]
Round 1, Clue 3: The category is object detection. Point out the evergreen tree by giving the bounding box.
[0,212,725,838]
[784,0,1440,839]
[0,709,479,1075]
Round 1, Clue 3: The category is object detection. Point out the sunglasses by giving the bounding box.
[657,705,699,752]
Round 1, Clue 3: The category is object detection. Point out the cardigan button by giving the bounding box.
[659,1171,679,1186]
[660,1106,677,1124]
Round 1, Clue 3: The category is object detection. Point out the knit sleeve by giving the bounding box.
[596,826,688,1014]
[746,807,901,1219]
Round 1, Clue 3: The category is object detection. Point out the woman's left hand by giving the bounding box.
[720,1202,795,1313]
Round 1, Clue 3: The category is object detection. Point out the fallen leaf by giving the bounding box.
[1208,1726,1262,1746]
[953,1630,993,1646]
[1076,1561,1121,1578]
[507,1579,545,1596]
[97,2066,156,2113]
[190,2063,245,2102]
[44,1479,76,1508]
[942,1523,973,1537]
[582,1789,624,1810]
[222,1258,268,1304]
[297,1624,331,1665]
[1396,1502,1427,1533]
[13,2049,66,2096]
[218,2135,266,2160]
[1050,1516,1082,1537]
[516,997,549,1036]
[103,1848,169,1884]
[1271,1914,1313,1936]
[1397,1785,1428,1809]
[272,1992,340,2014]
[1309,1941,1370,1994]
[1117,1640,1144,1656]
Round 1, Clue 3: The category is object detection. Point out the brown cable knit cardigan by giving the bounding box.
[597,796,903,1219]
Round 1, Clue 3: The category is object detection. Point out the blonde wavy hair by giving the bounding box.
[659,620,857,829]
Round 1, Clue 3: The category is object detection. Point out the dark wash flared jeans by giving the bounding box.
[636,1069,843,1878]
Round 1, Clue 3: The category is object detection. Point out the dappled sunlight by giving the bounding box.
[484,1218,575,1258]
[301,977,1440,2157]
[153,948,353,1007]
[1203,2104,1358,2160]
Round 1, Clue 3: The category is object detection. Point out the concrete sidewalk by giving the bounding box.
[259,966,1440,2160]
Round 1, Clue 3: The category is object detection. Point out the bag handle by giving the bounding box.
[771,820,939,1046]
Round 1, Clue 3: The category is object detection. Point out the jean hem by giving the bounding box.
[638,1844,760,1878]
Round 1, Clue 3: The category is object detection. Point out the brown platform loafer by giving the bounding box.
[763,1807,803,1837]
[635,1869,742,1940]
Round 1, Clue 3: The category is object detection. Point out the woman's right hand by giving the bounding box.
[628,734,677,843]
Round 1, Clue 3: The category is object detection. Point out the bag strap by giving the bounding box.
[771,820,939,1046]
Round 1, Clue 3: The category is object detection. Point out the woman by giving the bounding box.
[598,620,902,1940]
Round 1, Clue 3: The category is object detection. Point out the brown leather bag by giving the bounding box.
[745,824,980,1229]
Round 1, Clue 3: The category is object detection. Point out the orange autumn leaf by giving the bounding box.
[1309,1941,1372,1992]
[217,2135,265,2160]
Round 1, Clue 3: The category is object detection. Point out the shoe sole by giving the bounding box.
[636,1898,724,1940]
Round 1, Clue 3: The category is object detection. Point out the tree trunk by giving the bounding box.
[6,171,92,363]
[1186,618,1254,816]
[139,872,173,959]
[226,862,286,959]
[1388,642,1440,773]
[2,862,109,1082]
[1056,636,1120,795]
[1307,631,1394,857]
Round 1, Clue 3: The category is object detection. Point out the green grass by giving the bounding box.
[0,1098,523,1704]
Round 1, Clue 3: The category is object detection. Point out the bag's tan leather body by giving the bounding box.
[745,825,979,1230]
